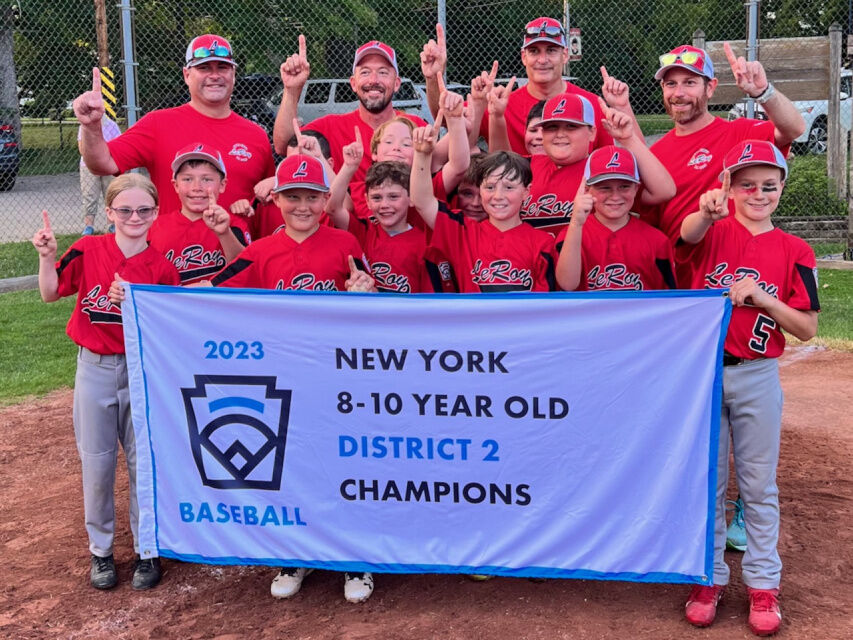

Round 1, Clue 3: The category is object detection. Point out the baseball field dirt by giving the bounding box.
[1,346,850,639]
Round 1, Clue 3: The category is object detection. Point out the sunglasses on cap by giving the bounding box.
[659,51,702,67]
[192,44,233,60]
[525,24,565,37]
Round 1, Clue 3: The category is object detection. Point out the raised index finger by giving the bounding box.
[41,209,51,230]
[354,126,363,145]
[488,60,499,83]
[92,67,101,93]
[505,76,516,94]
[292,118,303,140]
[723,42,738,68]
[347,254,359,276]
[436,23,445,48]
[575,179,589,199]
[436,72,446,94]
[600,65,610,81]
[433,110,445,136]
[721,169,731,193]
[298,34,307,58]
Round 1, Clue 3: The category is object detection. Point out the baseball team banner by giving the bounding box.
[123,286,730,584]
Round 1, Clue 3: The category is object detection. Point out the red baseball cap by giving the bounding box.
[523,17,567,49]
[654,45,714,81]
[171,142,227,178]
[721,140,788,181]
[584,145,641,185]
[352,41,398,74]
[273,154,330,193]
[539,93,595,127]
[185,34,236,68]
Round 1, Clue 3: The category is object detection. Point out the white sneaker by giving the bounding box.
[343,572,374,603]
[270,567,313,599]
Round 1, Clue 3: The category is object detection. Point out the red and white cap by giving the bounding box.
[522,17,567,49]
[185,34,236,68]
[352,41,398,73]
[539,93,595,127]
[721,140,788,181]
[171,142,227,177]
[654,45,714,81]
[584,145,640,185]
[273,154,330,193]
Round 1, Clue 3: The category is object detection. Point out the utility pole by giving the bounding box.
[93,0,118,120]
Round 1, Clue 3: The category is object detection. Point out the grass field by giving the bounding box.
[0,270,850,405]
[19,121,84,176]
[0,234,78,279]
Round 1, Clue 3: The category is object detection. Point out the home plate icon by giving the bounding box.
[181,375,292,490]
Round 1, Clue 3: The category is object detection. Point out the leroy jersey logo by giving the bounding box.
[81,284,122,324]
[371,262,412,293]
[276,273,338,290]
[165,245,227,283]
[181,375,292,490]
[587,263,643,290]
[471,259,533,291]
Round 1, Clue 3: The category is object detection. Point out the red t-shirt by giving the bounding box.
[108,104,276,220]
[677,216,820,359]
[557,215,675,291]
[212,224,367,291]
[348,214,433,293]
[148,212,247,285]
[479,82,613,154]
[430,203,557,293]
[304,110,427,185]
[55,235,180,354]
[644,117,778,243]
[523,155,586,238]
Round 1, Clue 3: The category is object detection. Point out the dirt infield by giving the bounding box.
[1,346,851,639]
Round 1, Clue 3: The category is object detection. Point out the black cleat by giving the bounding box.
[131,556,162,590]
[90,554,118,590]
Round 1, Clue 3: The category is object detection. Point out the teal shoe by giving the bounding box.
[726,497,747,551]
[81,225,94,236]
[108,223,115,234]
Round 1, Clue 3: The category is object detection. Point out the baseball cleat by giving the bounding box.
[131,556,162,590]
[343,572,374,603]
[685,583,724,627]
[747,587,782,636]
[726,497,747,552]
[270,567,313,599]
[90,553,118,590]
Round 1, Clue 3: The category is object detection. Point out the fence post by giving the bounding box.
[118,0,140,126]
[828,24,844,199]
[745,0,760,119]
[692,29,705,50]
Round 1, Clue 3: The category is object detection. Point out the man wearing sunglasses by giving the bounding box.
[74,34,275,231]
[643,44,804,261]
[465,17,612,154]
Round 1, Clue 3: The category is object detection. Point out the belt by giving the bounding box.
[78,346,125,364]
[723,353,763,367]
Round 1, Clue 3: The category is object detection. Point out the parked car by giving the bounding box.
[728,69,852,154]
[0,124,20,191]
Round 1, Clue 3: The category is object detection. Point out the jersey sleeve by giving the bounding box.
[54,239,87,298]
[157,260,181,286]
[211,246,259,288]
[654,233,677,290]
[786,240,821,312]
[107,111,159,174]
[430,201,467,259]
[347,212,369,248]
[533,234,558,292]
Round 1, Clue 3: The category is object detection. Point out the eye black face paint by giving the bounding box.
[761,185,778,193]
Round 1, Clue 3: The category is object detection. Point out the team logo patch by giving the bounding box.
[687,148,713,171]
[738,143,754,163]
[471,259,533,291]
[228,143,252,162]
[181,375,292,490]
[292,160,309,178]
[606,152,621,169]
[552,98,567,115]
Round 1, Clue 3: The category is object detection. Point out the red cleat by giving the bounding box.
[748,587,782,636]
[685,584,724,627]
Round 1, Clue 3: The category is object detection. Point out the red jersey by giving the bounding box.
[304,110,427,185]
[430,203,557,293]
[348,214,432,293]
[645,117,777,243]
[479,82,613,154]
[55,235,179,355]
[148,212,248,285]
[108,104,276,219]
[678,216,820,359]
[212,225,367,291]
[523,155,586,237]
[557,215,675,291]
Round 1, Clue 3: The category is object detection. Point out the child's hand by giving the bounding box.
[439,75,465,120]
[280,34,310,89]
[32,210,57,258]
[108,272,126,305]
[571,181,595,227]
[204,191,232,234]
[470,61,498,105]
[342,127,364,169]
[254,176,276,203]
[345,255,376,292]
[487,76,516,118]
[598,97,634,143]
[600,66,631,112]
[729,275,772,308]
[412,122,438,155]
[698,171,731,221]
[292,118,322,159]
[230,198,254,218]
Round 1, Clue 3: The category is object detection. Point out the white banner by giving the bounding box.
[123,287,729,584]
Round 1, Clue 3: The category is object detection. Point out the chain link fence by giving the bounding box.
[1,0,850,249]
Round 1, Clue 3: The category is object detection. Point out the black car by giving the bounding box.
[0,124,19,191]
[231,73,279,138]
